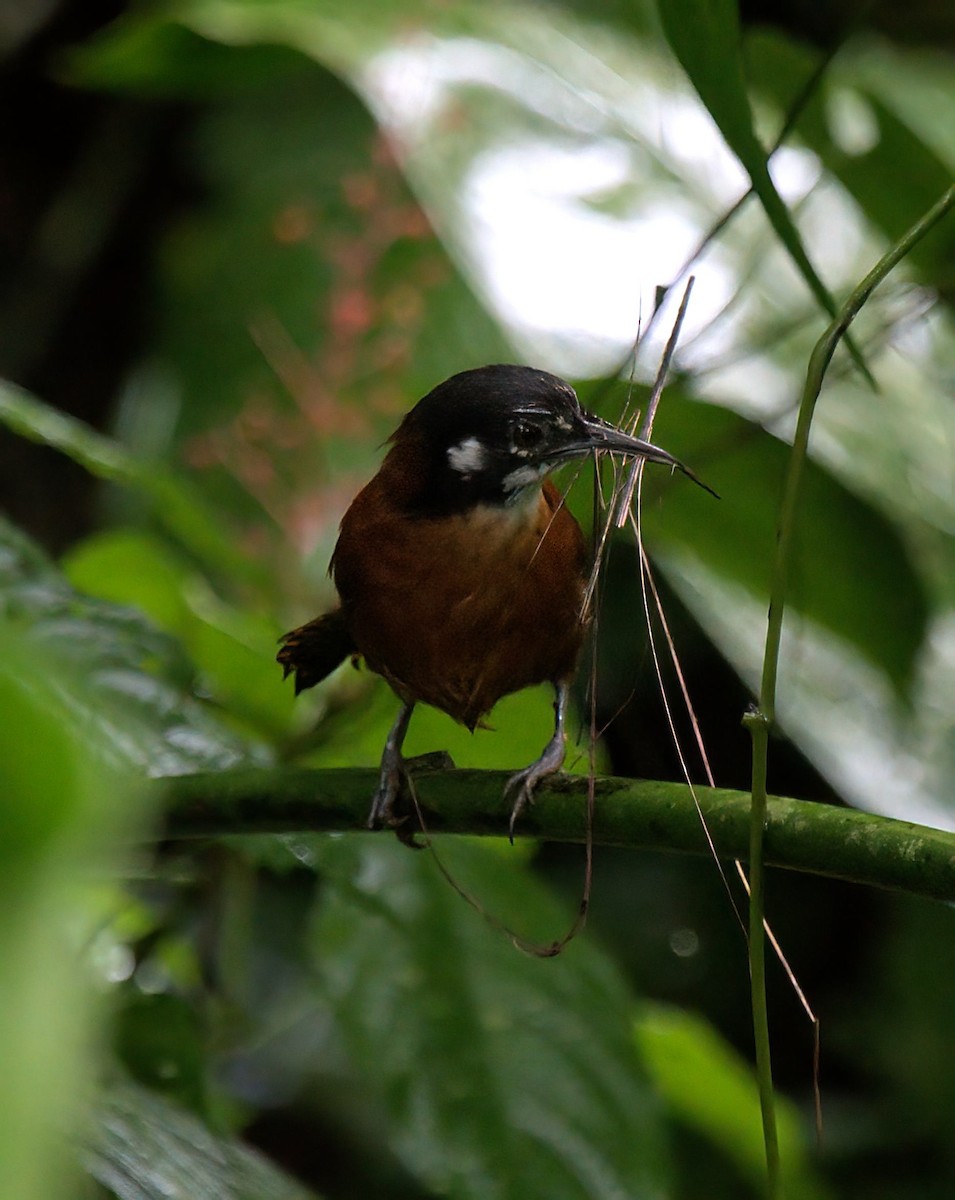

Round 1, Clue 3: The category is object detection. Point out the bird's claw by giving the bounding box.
[504,770,538,842]
[504,725,566,841]
[504,758,562,842]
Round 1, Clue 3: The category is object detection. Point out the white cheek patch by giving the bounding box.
[447,436,486,475]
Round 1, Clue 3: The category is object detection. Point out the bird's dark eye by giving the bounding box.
[511,420,545,451]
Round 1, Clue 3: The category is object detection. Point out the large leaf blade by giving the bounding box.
[656,0,871,377]
[310,836,671,1200]
[0,517,269,775]
[640,393,929,693]
[85,1081,322,1200]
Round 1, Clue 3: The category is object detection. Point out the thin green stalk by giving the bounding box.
[744,706,779,1191]
[748,182,955,1196]
[762,183,955,715]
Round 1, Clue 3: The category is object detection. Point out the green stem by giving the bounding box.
[156,767,955,904]
[762,183,955,717]
[744,707,779,1193]
[749,181,955,1196]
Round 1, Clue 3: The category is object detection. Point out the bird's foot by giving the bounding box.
[367,753,407,830]
[504,731,566,841]
[368,755,428,848]
[367,702,417,839]
[368,749,456,848]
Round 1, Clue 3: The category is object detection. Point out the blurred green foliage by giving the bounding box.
[1,1,954,1197]
[0,619,142,1200]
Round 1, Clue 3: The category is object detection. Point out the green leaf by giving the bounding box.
[0,517,270,775]
[114,993,209,1116]
[643,393,929,693]
[84,1080,322,1200]
[310,836,670,1199]
[656,0,871,379]
[64,14,319,98]
[0,380,265,586]
[64,530,297,739]
[0,624,144,1200]
[745,32,955,291]
[635,1005,828,1199]
[63,529,195,632]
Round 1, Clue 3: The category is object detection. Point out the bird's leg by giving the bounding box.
[368,701,415,828]
[504,681,569,839]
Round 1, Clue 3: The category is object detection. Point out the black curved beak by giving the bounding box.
[556,411,718,498]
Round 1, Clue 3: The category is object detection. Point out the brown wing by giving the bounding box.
[277,609,355,695]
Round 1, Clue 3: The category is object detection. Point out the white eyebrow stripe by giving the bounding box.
[447,436,486,474]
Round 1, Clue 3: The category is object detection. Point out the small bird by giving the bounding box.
[278,364,704,835]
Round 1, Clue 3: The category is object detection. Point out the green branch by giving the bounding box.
[159,767,955,904]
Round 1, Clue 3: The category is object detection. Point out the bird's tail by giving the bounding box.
[277,610,355,695]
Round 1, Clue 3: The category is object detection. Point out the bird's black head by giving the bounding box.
[393,364,702,515]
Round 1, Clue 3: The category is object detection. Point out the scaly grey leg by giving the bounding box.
[504,681,569,839]
[367,701,415,828]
